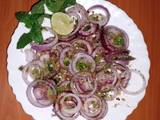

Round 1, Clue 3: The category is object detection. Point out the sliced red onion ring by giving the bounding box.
[70,72,97,98]
[96,68,118,91]
[83,95,102,117]
[60,47,74,69]
[52,42,71,52]
[31,32,58,52]
[69,63,75,75]
[26,80,56,108]
[22,61,44,85]
[59,34,77,42]
[117,69,131,89]
[72,39,92,55]
[115,60,129,66]
[92,47,107,71]
[120,69,146,95]
[60,93,82,114]
[66,4,88,26]
[103,25,129,50]
[58,4,88,42]
[79,23,97,36]
[71,52,96,73]
[80,96,108,120]
[31,27,58,52]
[82,30,101,49]
[87,5,110,26]
[92,47,106,58]
[112,63,131,88]
[54,93,81,120]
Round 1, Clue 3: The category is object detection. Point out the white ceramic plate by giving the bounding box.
[7,0,150,120]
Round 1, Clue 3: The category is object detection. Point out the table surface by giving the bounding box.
[0,0,160,120]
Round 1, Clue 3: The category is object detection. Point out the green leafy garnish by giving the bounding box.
[60,0,76,12]
[114,36,125,46]
[45,0,76,13]
[16,12,44,28]
[17,33,32,49]
[30,23,43,43]
[31,0,45,14]
[17,23,43,49]
[16,0,76,49]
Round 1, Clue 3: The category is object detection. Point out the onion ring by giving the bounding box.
[31,32,58,52]
[26,80,56,108]
[120,69,146,95]
[87,5,110,26]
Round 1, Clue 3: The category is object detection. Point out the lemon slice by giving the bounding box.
[51,12,74,35]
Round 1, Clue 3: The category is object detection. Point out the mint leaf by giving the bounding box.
[15,12,44,28]
[60,0,76,12]
[17,33,32,49]
[30,13,44,25]
[17,23,43,49]
[16,12,33,28]
[45,0,76,12]
[31,0,45,14]
[45,0,65,12]
[30,23,43,43]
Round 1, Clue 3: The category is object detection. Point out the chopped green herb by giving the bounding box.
[89,13,104,21]
[114,36,125,46]
[95,55,101,63]
[63,57,70,66]
[45,59,55,72]
[76,59,91,71]
[91,101,99,109]
[31,68,42,79]
[47,88,54,97]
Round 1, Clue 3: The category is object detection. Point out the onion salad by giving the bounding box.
[18,2,146,120]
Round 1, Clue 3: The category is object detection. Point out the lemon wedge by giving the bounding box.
[51,12,74,35]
